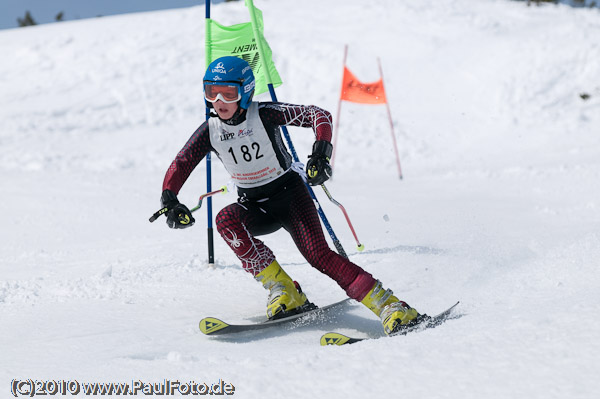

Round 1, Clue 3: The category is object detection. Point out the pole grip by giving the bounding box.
[149,206,169,223]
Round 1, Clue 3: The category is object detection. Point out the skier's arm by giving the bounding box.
[258,103,333,141]
[162,122,212,195]
[259,103,333,185]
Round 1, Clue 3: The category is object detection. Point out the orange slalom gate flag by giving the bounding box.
[340,66,387,104]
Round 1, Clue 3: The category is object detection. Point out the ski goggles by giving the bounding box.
[204,83,241,103]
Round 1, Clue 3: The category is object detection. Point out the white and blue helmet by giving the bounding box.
[203,56,256,109]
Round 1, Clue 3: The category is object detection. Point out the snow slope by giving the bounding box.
[1,0,600,398]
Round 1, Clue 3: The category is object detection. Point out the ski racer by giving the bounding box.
[160,56,427,335]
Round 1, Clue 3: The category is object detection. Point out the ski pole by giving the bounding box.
[189,186,227,213]
[265,90,347,258]
[320,183,364,252]
[149,186,227,223]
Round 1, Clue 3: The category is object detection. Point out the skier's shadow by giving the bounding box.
[203,303,382,343]
[205,304,466,344]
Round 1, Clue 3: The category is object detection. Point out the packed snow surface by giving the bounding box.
[1,0,599,398]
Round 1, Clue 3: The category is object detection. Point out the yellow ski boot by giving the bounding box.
[361,281,428,335]
[255,260,315,320]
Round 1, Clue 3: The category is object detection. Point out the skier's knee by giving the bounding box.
[215,206,236,233]
[303,249,329,270]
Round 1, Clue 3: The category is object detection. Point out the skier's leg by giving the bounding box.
[215,201,279,276]
[277,175,426,334]
[215,200,311,319]
[273,176,374,299]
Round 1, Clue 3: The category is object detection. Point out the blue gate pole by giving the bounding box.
[205,0,215,265]
[244,0,348,258]
[267,86,348,259]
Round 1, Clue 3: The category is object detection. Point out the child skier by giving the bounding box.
[160,56,427,335]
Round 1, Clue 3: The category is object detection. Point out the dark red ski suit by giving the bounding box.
[162,102,375,301]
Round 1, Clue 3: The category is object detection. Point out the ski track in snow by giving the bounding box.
[1,1,600,398]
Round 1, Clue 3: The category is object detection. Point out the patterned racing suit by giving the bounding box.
[162,102,376,301]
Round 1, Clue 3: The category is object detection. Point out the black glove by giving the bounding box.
[161,189,195,229]
[306,140,333,186]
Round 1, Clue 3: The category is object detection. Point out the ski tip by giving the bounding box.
[320,332,362,346]
[199,317,229,335]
